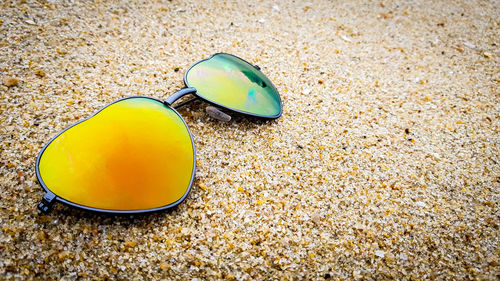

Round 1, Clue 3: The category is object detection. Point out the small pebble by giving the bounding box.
[463,41,476,48]
[35,69,46,77]
[4,77,19,87]
[341,34,352,42]
[375,250,385,258]
[415,201,427,207]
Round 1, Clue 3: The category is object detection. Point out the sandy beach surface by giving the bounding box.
[1,0,499,279]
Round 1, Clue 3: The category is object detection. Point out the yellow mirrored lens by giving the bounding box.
[186,53,281,117]
[38,97,194,211]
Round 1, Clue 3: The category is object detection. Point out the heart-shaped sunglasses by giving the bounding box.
[36,53,282,214]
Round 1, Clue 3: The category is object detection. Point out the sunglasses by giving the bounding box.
[36,53,282,214]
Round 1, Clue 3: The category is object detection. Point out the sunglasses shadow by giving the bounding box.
[176,100,279,128]
[37,200,188,228]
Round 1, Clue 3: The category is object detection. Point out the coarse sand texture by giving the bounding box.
[0,0,499,280]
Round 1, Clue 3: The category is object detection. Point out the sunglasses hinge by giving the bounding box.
[164,87,197,106]
[38,191,57,215]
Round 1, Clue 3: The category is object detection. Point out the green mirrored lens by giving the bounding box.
[185,53,281,117]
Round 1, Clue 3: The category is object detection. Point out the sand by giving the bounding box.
[0,0,499,279]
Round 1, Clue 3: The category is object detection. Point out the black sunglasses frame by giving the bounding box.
[36,53,282,215]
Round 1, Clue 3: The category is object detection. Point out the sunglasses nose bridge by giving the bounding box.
[164,87,197,106]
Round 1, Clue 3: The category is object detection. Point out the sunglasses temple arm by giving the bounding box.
[164,87,197,106]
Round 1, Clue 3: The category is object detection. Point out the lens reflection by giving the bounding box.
[37,97,194,211]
